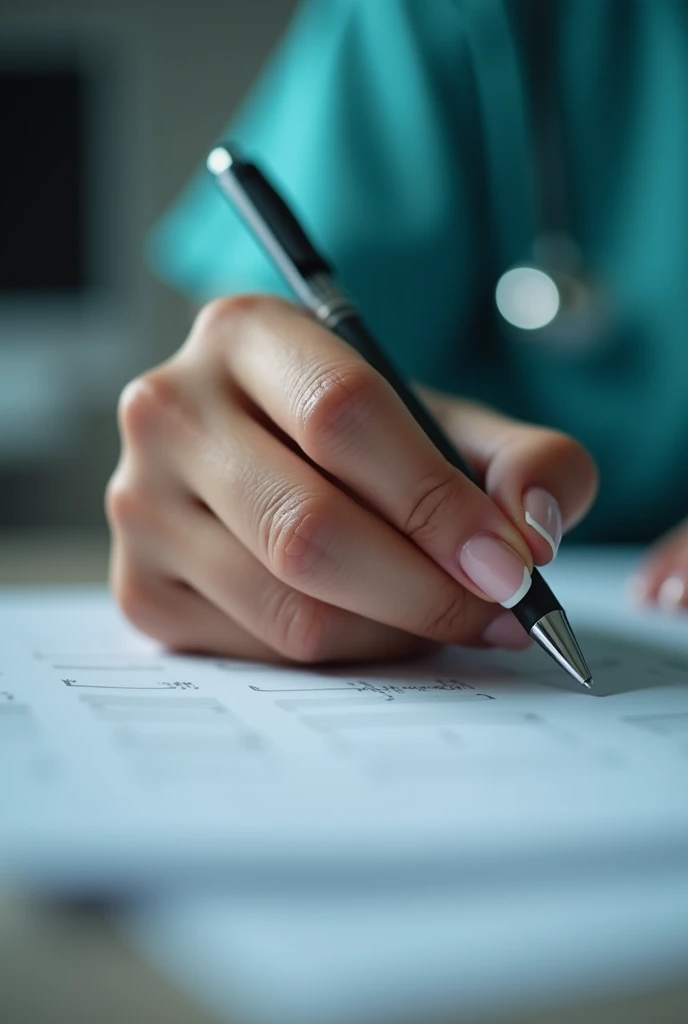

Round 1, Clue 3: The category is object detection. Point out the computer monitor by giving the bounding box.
[0,21,146,461]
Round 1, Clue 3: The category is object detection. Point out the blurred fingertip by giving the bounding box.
[626,573,652,608]
[657,574,688,613]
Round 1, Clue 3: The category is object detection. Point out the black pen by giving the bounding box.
[206,143,593,689]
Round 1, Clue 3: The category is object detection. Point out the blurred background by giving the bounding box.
[0,0,298,583]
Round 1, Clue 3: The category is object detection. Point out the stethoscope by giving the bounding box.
[490,1,607,347]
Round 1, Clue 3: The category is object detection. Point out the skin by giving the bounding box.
[632,525,688,612]
[107,295,607,663]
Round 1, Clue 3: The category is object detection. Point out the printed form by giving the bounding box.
[2,550,688,894]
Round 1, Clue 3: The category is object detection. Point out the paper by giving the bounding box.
[120,550,688,1024]
[2,549,688,894]
[124,871,688,1024]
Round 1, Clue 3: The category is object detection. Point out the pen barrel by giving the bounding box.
[330,314,563,629]
[229,162,331,279]
[517,571,563,630]
[331,315,475,480]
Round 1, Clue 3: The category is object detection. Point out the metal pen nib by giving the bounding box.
[530,610,593,689]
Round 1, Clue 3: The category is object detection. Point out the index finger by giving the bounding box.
[218,297,534,609]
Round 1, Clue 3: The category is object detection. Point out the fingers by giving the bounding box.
[172,500,428,662]
[109,537,277,659]
[208,296,535,607]
[629,522,688,613]
[107,447,431,662]
[425,393,599,566]
[109,485,426,662]
[109,292,593,664]
[179,402,502,646]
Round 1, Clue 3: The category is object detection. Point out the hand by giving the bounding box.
[630,520,688,611]
[106,296,598,663]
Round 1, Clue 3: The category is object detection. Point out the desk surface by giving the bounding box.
[2,894,688,1024]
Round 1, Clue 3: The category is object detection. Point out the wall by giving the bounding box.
[0,0,297,535]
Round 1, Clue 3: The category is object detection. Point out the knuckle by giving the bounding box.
[191,294,293,353]
[261,489,335,587]
[112,563,189,649]
[117,370,179,448]
[113,574,149,631]
[295,363,379,459]
[417,586,469,643]
[104,475,135,530]
[267,589,334,663]
[105,474,158,536]
[193,294,260,337]
[113,568,167,639]
[402,472,461,545]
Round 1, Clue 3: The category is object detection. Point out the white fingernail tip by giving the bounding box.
[657,575,687,612]
[524,510,558,557]
[500,566,533,609]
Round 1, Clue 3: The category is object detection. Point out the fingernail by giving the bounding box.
[482,611,533,650]
[657,575,688,612]
[523,487,562,559]
[459,533,532,608]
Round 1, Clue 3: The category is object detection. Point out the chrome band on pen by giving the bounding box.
[212,165,357,327]
[304,273,358,329]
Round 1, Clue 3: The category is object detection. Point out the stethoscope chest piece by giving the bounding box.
[495,232,607,350]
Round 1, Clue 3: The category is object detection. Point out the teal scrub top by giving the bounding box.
[149,0,688,544]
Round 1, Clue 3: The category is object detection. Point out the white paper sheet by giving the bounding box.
[120,551,688,1024]
[124,870,688,1024]
[2,548,688,894]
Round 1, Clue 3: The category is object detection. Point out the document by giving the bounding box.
[119,549,688,1023]
[2,549,688,894]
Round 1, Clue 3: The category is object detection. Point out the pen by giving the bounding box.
[206,143,593,690]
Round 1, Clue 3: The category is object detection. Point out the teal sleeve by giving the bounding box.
[150,0,688,546]
[148,0,487,382]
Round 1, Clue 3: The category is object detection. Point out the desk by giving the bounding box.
[0,894,217,1024]
[2,895,688,1024]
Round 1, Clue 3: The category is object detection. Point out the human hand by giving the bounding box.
[630,520,688,612]
[106,296,598,663]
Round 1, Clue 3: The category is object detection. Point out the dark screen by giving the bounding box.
[0,68,86,293]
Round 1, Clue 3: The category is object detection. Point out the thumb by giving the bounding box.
[425,393,599,566]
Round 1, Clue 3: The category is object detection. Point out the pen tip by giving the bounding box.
[530,610,593,690]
